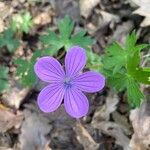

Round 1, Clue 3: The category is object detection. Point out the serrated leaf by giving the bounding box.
[69,30,94,50]
[127,50,140,75]
[125,31,137,53]
[0,28,20,53]
[133,68,150,85]
[10,12,33,33]
[103,42,127,74]
[108,73,127,91]
[86,50,102,72]
[22,12,33,33]
[127,49,150,85]
[127,77,144,107]
[40,30,61,46]
[39,30,63,55]
[40,16,93,55]
[58,16,74,39]
[14,57,36,87]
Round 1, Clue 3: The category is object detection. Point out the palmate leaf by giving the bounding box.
[16,16,94,87]
[40,16,93,54]
[11,12,33,33]
[58,16,74,39]
[14,51,42,87]
[68,30,94,50]
[127,47,150,85]
[86,50,102,72]
[102,31,149,107]
[102,42,127,74]
[0,28,20,53]
[127,77,144,107]
[108,72,127,92]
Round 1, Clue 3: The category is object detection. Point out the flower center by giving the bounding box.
[63,77,72,88]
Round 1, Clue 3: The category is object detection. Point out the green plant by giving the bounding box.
[39,16,93,55]
[15,16,98,87]
[0,66,9,92]
[0,28,20,53]
[10,12,33,34]
[102,32,150,107]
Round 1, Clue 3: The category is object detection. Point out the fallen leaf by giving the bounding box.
[112,111,132,135]
[33,12,52,25]
[92,121,131,150]
[0,2,13,19]
[0,148,13,150]
[19,106,52,150]
[130,0,150,26]
[92,91,119,122]
[74,121,99,150]
[2,80,29,109]
[0,19,4,32]
[80,0,100,18]
[129,100,150,150]
[0,106,23,133]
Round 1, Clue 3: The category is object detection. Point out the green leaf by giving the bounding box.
[86,50,102,72]
[69,30,94,50]
[101,31,150,108]
[127,49,150,85]
[127,50,140,75]
[102,42,127,74]
[40,16,93,56]
[108,72,127,91]
[58,16,74,39]
[127,77,144,107]
[0,66,9,92]
[39,30,63,55]
[10,12,33,33]
[125,31,137,53]
[0,66,9,79]
[133,68,150,85]
[0,28,20,53]
[22,12,33,33]
[0,79,9,92]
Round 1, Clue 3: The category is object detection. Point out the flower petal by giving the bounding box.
[74,71,105,93]
[64,87,89,118]
[34,56,65,83]
[37,83,64,113]
[65,46,86,77]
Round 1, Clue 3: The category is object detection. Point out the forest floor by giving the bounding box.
[0,0,150,150]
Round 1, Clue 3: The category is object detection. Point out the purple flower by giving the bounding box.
[34,46,105,118]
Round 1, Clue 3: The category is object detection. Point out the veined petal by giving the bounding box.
[65,46,86,77]
[74,71,105,93]
[37,83,64,113]
[64,87,89,118]
[34,56,65,83]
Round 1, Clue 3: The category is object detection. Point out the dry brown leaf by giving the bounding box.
[19,107,52,150]
[33,12,52,25]
[0,19,4,32]
[0,2,13,19]
[130,0,150,26]
[80,0,100,18]
[74,121,99,150]
[129,101,150,150]
[112,111,132,135]
[92,91,119,122]
[0,148,13,150]
[92,121,131,150]
[0,106,23,133]
[2,80,29,109]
